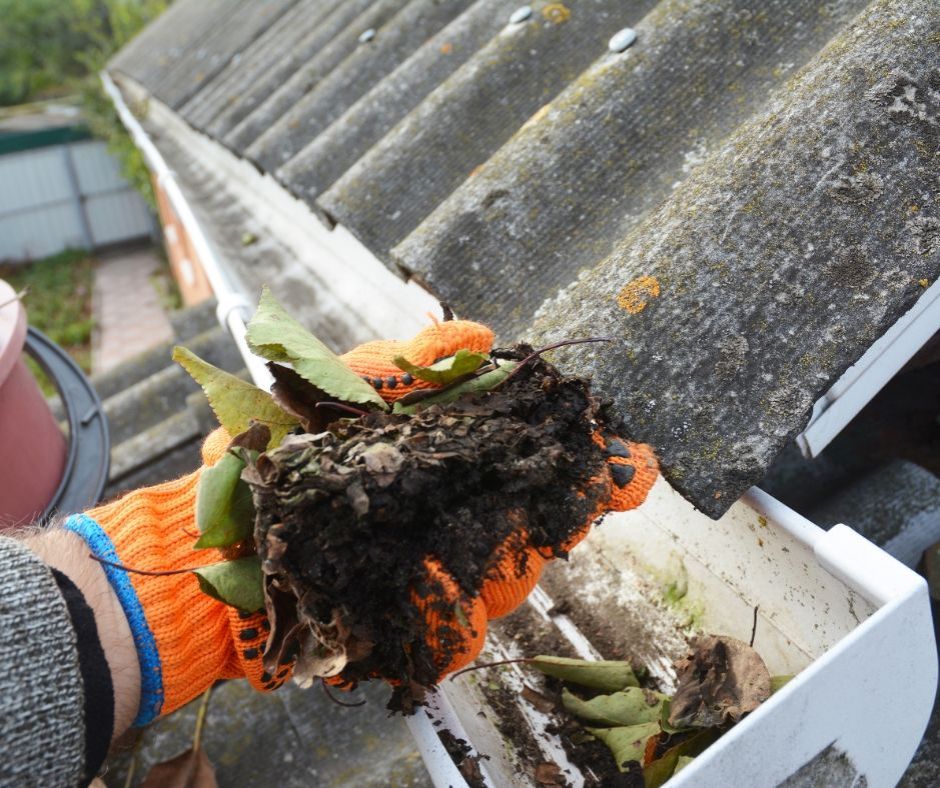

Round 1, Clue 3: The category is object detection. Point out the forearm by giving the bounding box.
[21,528,140,740]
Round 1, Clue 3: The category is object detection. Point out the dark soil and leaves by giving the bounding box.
[510,637,791,787]
[176,287,616,710]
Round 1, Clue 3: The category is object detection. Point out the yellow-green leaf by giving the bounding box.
[173,346,298,447]
[194,556,264,613]
[562,687,666,727]
[643,727,720,788]
[393,349,488,385]
[530,655,639,692]
[770,674,794,693]
[246,286,386,408]
[392,362,517,414]
[194,452,254,549]
[585,722,660,772]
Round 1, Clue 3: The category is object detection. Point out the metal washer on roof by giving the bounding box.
[608,27,638,53]
[509,6,532,24]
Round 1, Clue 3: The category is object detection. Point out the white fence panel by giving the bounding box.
[0,139,153,262]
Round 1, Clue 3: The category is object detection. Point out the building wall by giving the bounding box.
[151,174,213,305]
[0,138,155,262]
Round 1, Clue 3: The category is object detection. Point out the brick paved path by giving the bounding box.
[92,247,174,374]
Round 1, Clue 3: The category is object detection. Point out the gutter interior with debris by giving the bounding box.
[101,0,940,785]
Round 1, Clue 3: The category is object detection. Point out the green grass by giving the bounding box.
[1,249,95,394]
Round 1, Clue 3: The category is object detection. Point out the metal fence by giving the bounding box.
[0,137,155,262]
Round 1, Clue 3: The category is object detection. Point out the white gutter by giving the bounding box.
[100,71,273,390]
[796,276,940,457]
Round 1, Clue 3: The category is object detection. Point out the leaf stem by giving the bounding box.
[320,679,367,707]
[89,554,216,576]
[499,337,613,386]
[314,402,370,417]
[449,657,534,681]
[0,287,28,311]
[192,686,213,751]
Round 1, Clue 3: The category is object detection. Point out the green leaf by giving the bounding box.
[173,346,298,447]
[392,362,517,415]
[562,687,666,727]
[393,348,488,385]
[194,556,264,613]
[194,452,255,549]
[770,675,794,694]
[642,727,721,788]
[246,286,386,408]
[585,722,660,772]
[529,656,639,692]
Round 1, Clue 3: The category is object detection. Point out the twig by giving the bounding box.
[0,287,28,311]
[750,605,760,647]
[192,686,213,751]
[498,337,613,387]
[440,301,455,322]
[449,657,533,681]
[320,679,366,707]
[314,402,370,418]
[90,554,214,577]
[122,730,143,788]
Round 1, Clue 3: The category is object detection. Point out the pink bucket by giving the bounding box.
[0,280,67,528]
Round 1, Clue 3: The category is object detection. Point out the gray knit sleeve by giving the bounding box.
[0,536,85,787]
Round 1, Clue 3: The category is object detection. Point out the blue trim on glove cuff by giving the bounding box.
[64,513,164,725]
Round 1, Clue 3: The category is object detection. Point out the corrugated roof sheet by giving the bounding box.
[109,0,940,517]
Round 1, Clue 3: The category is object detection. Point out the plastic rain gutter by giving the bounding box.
[796,276,940,458]
[100,71,272,389]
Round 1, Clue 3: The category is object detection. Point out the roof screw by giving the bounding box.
[509,6,532,24]
[358,28,376,44]
[608,28,637,53]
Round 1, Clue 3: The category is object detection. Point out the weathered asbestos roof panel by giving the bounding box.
[528,1,940,516]
[247,0,477,174]
[394,0,872,336]
[318,0,657,260]
[278,0,520,202]
[111,0,940,517]
[113,0,299,110]
[224,0,410,152]
[179,0,337,132]
[203,0,377,141]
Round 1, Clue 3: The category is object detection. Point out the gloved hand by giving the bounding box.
[66,318,657,724]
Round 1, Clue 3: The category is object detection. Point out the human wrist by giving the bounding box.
[22,528,141,739]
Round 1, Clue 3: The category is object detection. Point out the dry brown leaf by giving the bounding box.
[139,746,217,788]
[668,635,771,729]
[534,761,565,786]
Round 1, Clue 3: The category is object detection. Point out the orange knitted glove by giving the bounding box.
[409,429,658,681]
[63,429,287,725]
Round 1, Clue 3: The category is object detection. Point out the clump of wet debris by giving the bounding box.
[245,348,614,709]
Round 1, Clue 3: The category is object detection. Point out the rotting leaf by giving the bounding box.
[642,727,721,788]
[392,362,516,414]
[534,761,565,786]
[195,453,255,549]
[562,686,667,727]
[246,286,386,408]
[585,722,661,772]
[667,635,771,729]
[267,362,336,433]
[521,685,556,714]
[173,346,297,447]
[139,747,217,788]
[393,348,488,385]
[530,656,639,692]
[195,556,264,613]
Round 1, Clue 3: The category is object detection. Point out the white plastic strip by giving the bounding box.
[796,276,940,457]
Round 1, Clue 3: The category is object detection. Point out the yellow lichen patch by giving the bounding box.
[918,278,930,289]
[616,275,661,314]
[542,3,571,24]
[439,42,453,55]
